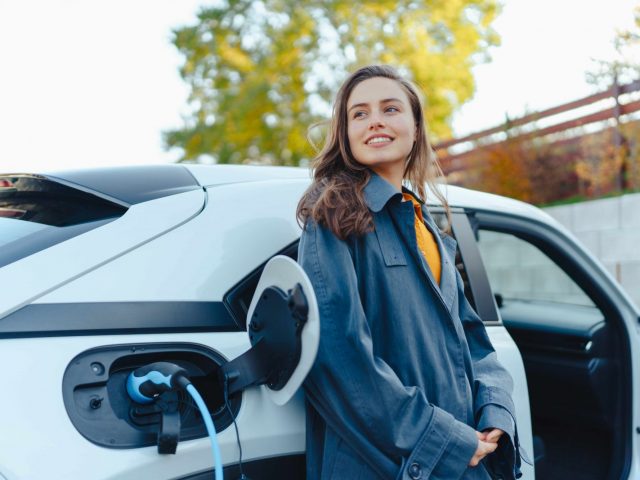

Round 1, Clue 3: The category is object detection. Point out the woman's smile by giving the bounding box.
[365,134,395,146]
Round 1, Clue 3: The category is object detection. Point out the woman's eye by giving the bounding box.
[353,111,366,119]
[385,106,399,113]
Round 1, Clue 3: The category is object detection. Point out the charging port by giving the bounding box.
[62,343,240,449]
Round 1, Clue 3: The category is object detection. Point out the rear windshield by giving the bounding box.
[0,174,127,268]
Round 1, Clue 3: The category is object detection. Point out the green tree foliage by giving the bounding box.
[166,0,501,165]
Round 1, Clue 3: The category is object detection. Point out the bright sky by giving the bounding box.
[0,0,638,172]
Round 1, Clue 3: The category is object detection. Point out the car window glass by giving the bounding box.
[476,229,595,308]
[0,175,127,268]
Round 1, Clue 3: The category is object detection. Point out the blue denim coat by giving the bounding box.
[298,172,523,480]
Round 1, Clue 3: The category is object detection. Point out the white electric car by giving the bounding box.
[0,164,638,480]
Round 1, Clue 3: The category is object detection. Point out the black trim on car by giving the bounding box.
[0,301,241,338]
[42,164,202,205]
[451,212,500,323]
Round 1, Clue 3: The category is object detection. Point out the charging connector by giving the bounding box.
[126,362,224,480]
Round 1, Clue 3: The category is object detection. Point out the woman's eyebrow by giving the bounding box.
[348,98,404,112]
[380,97,404,104]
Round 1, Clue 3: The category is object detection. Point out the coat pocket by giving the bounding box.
[374,225,407,267]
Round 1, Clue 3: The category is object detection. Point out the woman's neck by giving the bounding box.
[370,165,403,192]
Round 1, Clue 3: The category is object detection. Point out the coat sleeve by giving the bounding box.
[298,220,479,480]
[454,269,525,479]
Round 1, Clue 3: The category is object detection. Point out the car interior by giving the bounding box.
[473,224,631,480]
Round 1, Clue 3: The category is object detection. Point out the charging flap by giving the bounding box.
[246,255,319,405]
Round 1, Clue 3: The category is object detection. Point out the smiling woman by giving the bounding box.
[298,65,449,241]
[296,65,526,480]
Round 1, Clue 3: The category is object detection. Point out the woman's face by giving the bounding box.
[346,77,416,182]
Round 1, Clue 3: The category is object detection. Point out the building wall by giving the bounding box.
[543,193,640,308]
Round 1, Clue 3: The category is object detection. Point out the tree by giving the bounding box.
[166,0,501,165]
[585,5,640,192]
[586,5,640,89]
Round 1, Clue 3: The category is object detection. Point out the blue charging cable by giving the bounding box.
[126,362,224,480]
[185,383,223,479]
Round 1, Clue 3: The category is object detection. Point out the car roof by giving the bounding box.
[184,164,556,227]
[1,163,556,226]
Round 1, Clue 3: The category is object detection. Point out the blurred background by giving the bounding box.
[2,1,640,298]
[1,0,638,204]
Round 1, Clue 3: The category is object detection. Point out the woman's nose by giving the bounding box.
[368,112,385,129]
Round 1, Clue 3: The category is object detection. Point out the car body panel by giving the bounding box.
[37,180,306,303]
[185,164,310,187]
[0,189,206,318]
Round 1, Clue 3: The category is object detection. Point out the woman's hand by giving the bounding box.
[468,429,503,467]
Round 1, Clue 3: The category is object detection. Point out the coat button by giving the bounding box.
[408,462,422,479]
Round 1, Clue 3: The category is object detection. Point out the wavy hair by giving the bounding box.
[297,65,450,240]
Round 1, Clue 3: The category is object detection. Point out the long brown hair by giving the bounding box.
[296,65,450,240]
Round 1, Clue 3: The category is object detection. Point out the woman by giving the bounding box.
[296,65,524,480]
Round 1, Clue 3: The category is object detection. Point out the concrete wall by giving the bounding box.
[543,193,640,308]
[476,230,595,307]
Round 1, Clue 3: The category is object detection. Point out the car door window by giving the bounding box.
[476,229,595,308]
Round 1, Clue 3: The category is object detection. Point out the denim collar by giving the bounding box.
[363,171,424,213]
[363,171,403,212]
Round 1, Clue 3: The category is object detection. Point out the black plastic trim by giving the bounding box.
[0,301,241,338]
[42,164,201,205]
[451,212,500,323]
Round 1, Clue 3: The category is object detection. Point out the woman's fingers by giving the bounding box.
[469,440,499,467]
[469,429,505,467]
[484,428,505,443]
